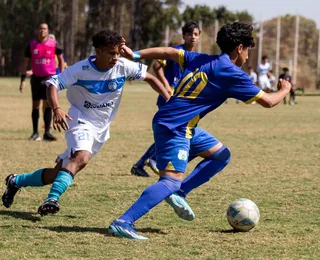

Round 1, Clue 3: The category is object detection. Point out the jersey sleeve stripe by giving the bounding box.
[178,50,185,70]
[158,59,166,66]
[244,90,264,104]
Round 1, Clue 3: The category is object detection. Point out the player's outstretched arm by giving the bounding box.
[121,45,180,63]
[46,85,72,131]
[144,72,171,101]
[257,79,291,108]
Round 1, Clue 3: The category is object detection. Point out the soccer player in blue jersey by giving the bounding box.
[131,21,201,177]
[2,30,170,216]
[109,22,292,240]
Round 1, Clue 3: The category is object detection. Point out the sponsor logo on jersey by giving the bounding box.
[108,81,117,90]
[83,100,114,109]
[82,65,90,70]
[177,149,188,161]
[33,49,39,54]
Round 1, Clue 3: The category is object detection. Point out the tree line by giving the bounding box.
[0,0,319,89]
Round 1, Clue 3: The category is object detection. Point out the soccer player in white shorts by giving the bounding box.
[2,29,170,215]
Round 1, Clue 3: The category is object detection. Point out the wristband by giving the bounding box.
[20,74,26,82]
[133,51,141,61]
[53,107,61,112]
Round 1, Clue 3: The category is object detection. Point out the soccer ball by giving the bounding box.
[226,198,260,232]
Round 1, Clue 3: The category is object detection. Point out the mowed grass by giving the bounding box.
[0,77,320,260]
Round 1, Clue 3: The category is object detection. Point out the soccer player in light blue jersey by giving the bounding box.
[2,30,170,217]
[109,22,292,240]
[131,21,201,177]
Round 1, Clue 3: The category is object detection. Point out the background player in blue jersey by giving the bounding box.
[2,30,170,216]
[131,21,201,177]
[109,22,292,240]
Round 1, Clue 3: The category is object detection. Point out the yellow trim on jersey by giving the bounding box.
[158,59,166,66]
[244,90,264,104]
[186,115,200,138]
[165,161,176,171]
[178,49,185,70]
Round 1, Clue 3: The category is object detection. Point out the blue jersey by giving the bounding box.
[156,44,187,107]
[153,51,263,138]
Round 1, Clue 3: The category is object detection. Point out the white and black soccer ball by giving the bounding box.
[226,198,260,232]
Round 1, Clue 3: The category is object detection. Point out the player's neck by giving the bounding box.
[184,43,195,52]
[38,36,48,43]
[93,59,111,70]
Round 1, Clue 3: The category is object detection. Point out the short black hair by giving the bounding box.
[182,21,201,35]
[283,67,289,72]
[262,55,268,60]
[216,22,255,54]
[92,29,122,49]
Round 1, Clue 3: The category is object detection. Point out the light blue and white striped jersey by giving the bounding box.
[256,62,271,77]
[46,56,147,142]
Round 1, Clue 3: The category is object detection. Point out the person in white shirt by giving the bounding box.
[248,66,257,85]
[2,29,170,216]
[256,55,272,91]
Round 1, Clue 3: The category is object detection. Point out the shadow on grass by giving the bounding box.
[210,228,245,233]
[41,225,167,236]
[0,210,41,222]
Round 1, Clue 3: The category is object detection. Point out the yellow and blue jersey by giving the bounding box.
[153,51,264,138]
[157,44,187,107]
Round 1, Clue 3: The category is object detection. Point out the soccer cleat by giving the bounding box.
[130,165,149,177]
[38,199,60,216]
[144,158,159,175]
[165,193,195,221]
[28,133,41,141]
[108,219,148,240]
[2,174,20,208]
[43,133,57,142]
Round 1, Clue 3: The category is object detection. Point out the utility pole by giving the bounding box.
[275,16,281,80]
[164,24,170,47]
[293,14,300,85]
[70,0,78,64]
[197,20,203,53]
[317,29,320,86]
[257,20,264,65]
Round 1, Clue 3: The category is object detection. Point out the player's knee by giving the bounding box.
[160,176,182,193]
[73,153,90,169]
[210,146,231,165]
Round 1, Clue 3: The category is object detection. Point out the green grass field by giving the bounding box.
[0,77,320,259]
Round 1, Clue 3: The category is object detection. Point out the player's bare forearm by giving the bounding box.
[57,54,65,73]
[46,85,60,110]
[153,61,169,86]
[20,58,30,75]
[140,47,179,63]
[144,73,171,101]
[257,79,291,108]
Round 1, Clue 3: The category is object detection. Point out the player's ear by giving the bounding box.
[237,44,244,54]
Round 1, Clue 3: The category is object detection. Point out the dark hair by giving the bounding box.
[283,67,289,72]
[216,22,255,54]
[182,21,201,35]
[248,66,253,70]
[262,55,268,60]
[92,29,122,48]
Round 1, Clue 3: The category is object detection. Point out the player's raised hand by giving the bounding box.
[277,78,291,92]
[52,108,72,132]
[120,43,134,60]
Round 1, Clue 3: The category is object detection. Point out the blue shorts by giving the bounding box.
[153,125,220,172]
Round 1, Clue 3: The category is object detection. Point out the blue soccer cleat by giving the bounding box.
[108,219,148,240]
[165,193,195,221]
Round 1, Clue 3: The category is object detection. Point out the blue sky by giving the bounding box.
[183,0,320,28]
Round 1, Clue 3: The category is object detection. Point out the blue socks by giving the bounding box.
[119,176,181,223]
[46,169,73,201]
[135,143,156,168]
[178,146,231,197]
[14,168,45,187]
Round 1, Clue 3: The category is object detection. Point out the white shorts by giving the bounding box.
[56,125,105,168]
[258,76,271,90]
